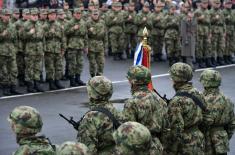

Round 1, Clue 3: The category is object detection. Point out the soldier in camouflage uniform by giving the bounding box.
[57,141,90,155]
[123,65,168,152]
[200,69,235,155]
[21,8,45,93]
[8,106,56,155]
[44,9,65,90]
[194,0,214,68]
[64,8,86,87]
[87,10,106,77]
[210,0,226,66]
[77,76,123,155]
[150,1,165,62]
[106,2,125,60]
[63,1,73,20]
[166,62,205,155]
[223,0,235,64]
[0,9,20,96]
[113,121,163,155]
[164,3,181,66]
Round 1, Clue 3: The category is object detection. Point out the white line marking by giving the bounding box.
[1,64,235,100]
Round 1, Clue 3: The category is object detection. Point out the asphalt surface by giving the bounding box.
[0,56,235,155]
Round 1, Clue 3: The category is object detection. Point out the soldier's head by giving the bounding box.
[8,106,43,139]
[73,8,82,20]
[143,2,150,13]
[79,3,85,11]
[200,0,208,9]
[124,3,129,11]
[169,3,177,14]
[57,141,90,155]
[200,69,221,88]
[169,62,193,89]
[63,1,70,10]
[223,0,232,8]
[48,9,57,21]
[184,2,191,13]
[30,8,39,21]
[129,2,135,11]
[212,0,221,9]
[87,76,113,102]
[91,9,100,21]
[155,1,165,12]
[88,2,96,11]
[1,9,12,22]
[13,8,20,19]
[113,122,152,155]
[112,2,122,11]
[101,3,108,12]
[39,9,48,20]
[22,9,30,20]
[57,9,65,20]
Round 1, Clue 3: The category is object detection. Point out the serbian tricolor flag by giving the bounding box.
[134,42,153,90]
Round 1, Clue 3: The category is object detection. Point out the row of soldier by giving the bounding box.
[1,0,235,96]
[8,63,235,154]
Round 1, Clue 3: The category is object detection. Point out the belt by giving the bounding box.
[211,24,223,26]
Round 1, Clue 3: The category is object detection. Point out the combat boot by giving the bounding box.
[70,76,78,87]
[157,54,164,61]
[224,56,231,64]
[26,81,37,93]
[205,58,214,67]
[217,57,225,66]
[228,56,235,64]
[118,53,125,60]
[10,85,21,95]
[113,54,118,61]
[75,74,85,86]
[211,57,217,66]
[48,79,57,90]
[153,55,158,62]
[18,74,25,86]
[168,57,174,67]
[2,85,11,96]
[198,58,206,68]
[55,80,65,89]
[34,80,45,92]
[90,74,95,77]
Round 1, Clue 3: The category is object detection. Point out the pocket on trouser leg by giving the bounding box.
[211,130,229,154]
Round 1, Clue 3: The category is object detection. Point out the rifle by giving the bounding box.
[59,114,80,131]
[153,89,170,104]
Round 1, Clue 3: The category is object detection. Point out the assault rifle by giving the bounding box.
[59,114,80,131]
[153,89,170,104]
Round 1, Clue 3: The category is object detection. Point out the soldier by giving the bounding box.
[210,0,226,66]
[21,8,45,93]
[150,1,165,62]
[164,3,181,66]
[200,69,235,155]
[106,2,125,60]
[63,1,73,20]
[113,121,163,155]
[44,9,65,90]
[223,0,235,64]
[166,62,205,154]
[194,0,214,68]
[77,76,123,154]
[64,8,86,87]
[0,9,21,96]
[135,2,152,43]
[8,106,56,154]
[87,10,106,77]
[123,65,168,152]
[57,141,90,155]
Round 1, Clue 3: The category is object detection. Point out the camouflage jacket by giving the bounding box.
[87,18,107,52]
[164,13,180,39]
[223,8,235,35]
[64,18,87,50]
[135,11,152,37]
[44,20,66,53]
[106,10,124,34]
[150,11,166,36]
[77,101,123,155]
[124,10,137,34]
[13,135,56,155]
[209,8,225,34]
[11,18,24,52]
[0,19,17,56]
[194,8,211,36]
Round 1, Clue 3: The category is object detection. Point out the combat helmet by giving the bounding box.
[87,76,113,100]
[169,62,193,82]
[113,122,152,151]
[8,106,43,134]
[127,65,151,85]
[200,69,221,88]
[57,141,89,155]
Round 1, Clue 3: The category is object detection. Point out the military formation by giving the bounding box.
[7,62,235,155]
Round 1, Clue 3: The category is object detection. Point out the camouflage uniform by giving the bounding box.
[77,76,123,155]
[106,2,125,60]
[8,106,56,155]
[167,62,205,155]
[210,0,226,65]
[164,4,181,66]
[44,9,65,90]
[64,8,86,87]
[0,9,20,96]
[123,65,168,152]
[57,141,90,155]
[113,121,163,155]
[200,69,235,155]
[87,10,106,77]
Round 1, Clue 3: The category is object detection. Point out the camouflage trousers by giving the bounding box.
[67,49,83,76]
[24,55,43,82]
[0,55,18,86]
[16,51,25,78]
[87,51,105,76]
[196,35,211,58]
[165,38,181,59]
[45,52,63,80]
[123,33,137,50]
[211,33,225,58]
[109,32,125,54]
[225,34,234,56]
[151,35,164,56]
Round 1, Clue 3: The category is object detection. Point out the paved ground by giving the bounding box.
[0,56,235,155]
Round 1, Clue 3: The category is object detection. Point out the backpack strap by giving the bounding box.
[91,107,121,129]
[175,91,207,111]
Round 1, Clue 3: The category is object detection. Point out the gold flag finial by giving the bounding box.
[142,27,149,46]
